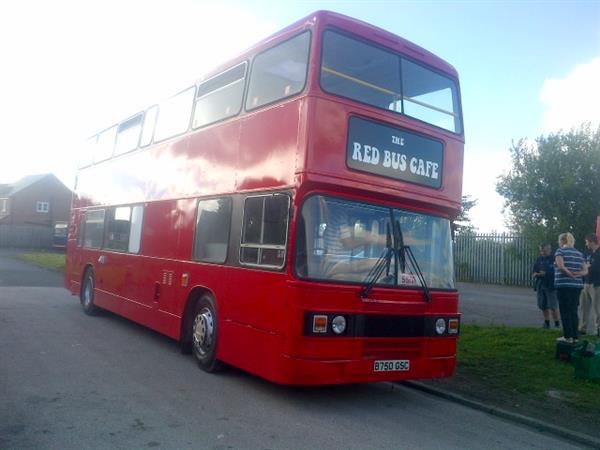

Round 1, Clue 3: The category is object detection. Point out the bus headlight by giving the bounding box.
[435,318,447,335]
[331,315,347,335]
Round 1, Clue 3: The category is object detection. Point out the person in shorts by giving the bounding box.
[532,243,559,328]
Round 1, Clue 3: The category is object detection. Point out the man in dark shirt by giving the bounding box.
[581,234,600,336]
[532,243,560,328]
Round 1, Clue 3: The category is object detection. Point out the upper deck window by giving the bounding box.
[246,31,310,111]
[115,113,143,155]
[193,63,247,129]
[154,87,196,142]
[320,30,462,134]
[140,105,158,147]
[79,135,97,168]
[94,126,117,163]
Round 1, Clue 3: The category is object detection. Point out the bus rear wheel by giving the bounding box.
[80,269,100,316]
[192,295,223,372]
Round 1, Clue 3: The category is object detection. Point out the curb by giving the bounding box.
[402,381,600,450]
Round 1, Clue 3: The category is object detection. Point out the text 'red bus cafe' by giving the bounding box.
[66,11,464,385]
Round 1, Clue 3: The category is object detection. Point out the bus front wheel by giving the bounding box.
[80,269,100,316]
[192,295,223,372]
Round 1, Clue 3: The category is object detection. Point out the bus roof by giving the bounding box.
[197,10,459,85]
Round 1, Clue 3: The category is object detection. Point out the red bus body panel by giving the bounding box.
[66,11,464,385]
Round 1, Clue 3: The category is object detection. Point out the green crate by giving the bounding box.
[572,353,600,380]
[555,340,587,362]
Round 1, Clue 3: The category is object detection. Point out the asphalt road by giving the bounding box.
[457,282,543,327]
[0,250,582,450]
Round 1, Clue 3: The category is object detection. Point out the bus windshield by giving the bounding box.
[320,30,462,134]
[295,195,454,289]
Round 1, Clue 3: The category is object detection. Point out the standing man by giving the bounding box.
[532,243,560,329]
[581,234,600,336]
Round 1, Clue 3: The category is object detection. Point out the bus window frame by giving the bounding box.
[192,61,248,130]
[79,135,98,169]
[192,196,233,265]
[82,208,106,250]
[153,86,197,144]
[81,204,145,254]
[140,105,158,148]
[93,125,118,164]
[318,27,463,136]
[114,111,144,156]
[239,193,291,271]
[244,30,312,113]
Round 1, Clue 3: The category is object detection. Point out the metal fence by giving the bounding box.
[454,233,535,286]
[0,224,53,249]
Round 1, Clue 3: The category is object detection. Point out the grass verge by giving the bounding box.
[426,325,600,437]
[17,251,65,271]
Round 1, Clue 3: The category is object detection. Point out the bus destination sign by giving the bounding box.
[347,116,444,189]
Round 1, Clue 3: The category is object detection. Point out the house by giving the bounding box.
[0,174,72,227]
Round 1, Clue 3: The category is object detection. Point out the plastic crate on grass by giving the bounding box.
[555,340,587,362]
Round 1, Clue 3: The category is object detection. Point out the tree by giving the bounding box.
[496,123,600,249]
[452,195,478,235]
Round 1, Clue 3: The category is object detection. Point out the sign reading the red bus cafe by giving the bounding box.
[347,116,444,189]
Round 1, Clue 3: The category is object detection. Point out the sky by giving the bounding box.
[0,0,598,232]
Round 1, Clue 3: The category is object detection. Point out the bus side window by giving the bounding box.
[140,105,158,147]
[240,194,289,268]
[103,205,144,253]
[77,213,85,247]
[128,205,144,253]
[193,198,232,263]
[193,63,246,129]
[94,126,117,164]
[154,87,196,142]
[83,209,105,249]
[245,31,310,111]
[104,207,132,252]
[79,135,97,169]
[115,113,143,156]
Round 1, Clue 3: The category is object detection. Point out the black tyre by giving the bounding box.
[80,269,100,316]
[191,294,223,372]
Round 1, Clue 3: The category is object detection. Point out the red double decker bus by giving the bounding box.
[66,11,464,385]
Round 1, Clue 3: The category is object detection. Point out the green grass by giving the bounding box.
[17,251,65,271]
[456,325,600,412]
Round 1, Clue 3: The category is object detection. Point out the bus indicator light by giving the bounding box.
[448,319,459,334]
[181,273,189,288]
[313,315,328,333]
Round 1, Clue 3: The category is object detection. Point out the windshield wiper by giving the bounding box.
[394,220,432,302]
[360,223,393,299]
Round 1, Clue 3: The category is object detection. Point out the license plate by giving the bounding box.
[373,360,410,372]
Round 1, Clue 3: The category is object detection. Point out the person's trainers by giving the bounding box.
[543,322,550,329]
[556,336,568,342]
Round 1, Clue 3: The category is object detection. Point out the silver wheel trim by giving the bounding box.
[192,307,214,356]
[83,278,93,307]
